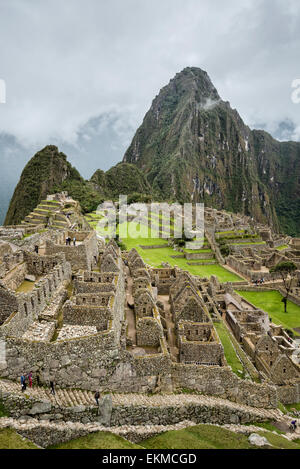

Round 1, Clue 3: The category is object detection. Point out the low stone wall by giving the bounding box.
[63,301,110,330]
[185,252,214,260]
[1,262,27,291]
[276,382,300,404]
[172,364,277,408]
[110,402,268,427]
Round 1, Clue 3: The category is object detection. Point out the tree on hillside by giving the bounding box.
[270,261,297,313]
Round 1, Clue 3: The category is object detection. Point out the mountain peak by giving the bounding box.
[169,66,221,102]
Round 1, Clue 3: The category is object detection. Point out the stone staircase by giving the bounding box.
[0,378,282,422]
[0,379,95,407]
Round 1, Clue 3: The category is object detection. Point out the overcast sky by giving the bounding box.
[0,0,300,221]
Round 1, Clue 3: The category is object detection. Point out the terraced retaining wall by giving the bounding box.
[172,364,277,408]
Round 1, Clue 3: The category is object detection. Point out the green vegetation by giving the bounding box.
[15,280,36,294]
[236,290,300,335]
[246,421,284,434]
[270,261,298,312]
[276,245,289,251]
[0,429,39,449]
[5,145,81,225]
[284,402,300,412]
[257,431,300,449]
[213,321,243,376]
[142,424,254,449]
[49,431,142,449]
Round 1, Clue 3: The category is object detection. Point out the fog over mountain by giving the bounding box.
[1,0,300,223]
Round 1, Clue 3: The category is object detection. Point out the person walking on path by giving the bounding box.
[73,237,76,246]
[94,391,100,406]
[21,374,25,392]
[291,419,297,431]
[28,371,33,388]
[21,374,27,392]
[50,380,55,396]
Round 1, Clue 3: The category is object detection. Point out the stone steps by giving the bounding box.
[0,378,282,422]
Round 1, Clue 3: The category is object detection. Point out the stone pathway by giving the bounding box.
[0,378,282,423]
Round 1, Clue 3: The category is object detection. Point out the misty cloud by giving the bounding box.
[0,0,300,222]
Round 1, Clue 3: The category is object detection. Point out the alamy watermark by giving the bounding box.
[0,79,6,104]
[291,79,300,104]
[95,196,205,245]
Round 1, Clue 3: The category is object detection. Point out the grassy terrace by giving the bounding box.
[0,429,39,449]
[84,216,243,282]
[50,431,142,449]
[141,424,300,449]
[236,290,300,336]
[123,240,242,282]
[276,245,289,251]
[213,321,243,376]
[3,424,300,449]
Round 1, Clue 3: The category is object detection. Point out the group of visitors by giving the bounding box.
[65,236,76,246]
[20,371,33,392]
[252,277,265,286]
[20,372,56,396]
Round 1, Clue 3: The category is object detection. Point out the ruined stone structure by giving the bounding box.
[2,195,300,444]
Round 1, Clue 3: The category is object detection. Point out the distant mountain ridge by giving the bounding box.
[4,67,300,235]
[4,146,151,225]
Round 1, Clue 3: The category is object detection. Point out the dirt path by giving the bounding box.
[125,266,137,345]
[158,294,179,361]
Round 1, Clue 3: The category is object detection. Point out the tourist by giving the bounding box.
[291,419,297,431]
[21,374,25,392]
[28,371,33,388]
[21,374,27,392]
[34,245,39,254]
[94,390,100,406]
[73,237,76,246]
[50,380,55,395]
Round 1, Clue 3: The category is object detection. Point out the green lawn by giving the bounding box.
[257,431,300,449]
[126,243,242,282]
[0,429,39,449]
[213,321,244,376]
[142,424,253,449]
[49,431,142,449]
[236,290,300,335]
[88,218,243,282]
[276,245,289,251]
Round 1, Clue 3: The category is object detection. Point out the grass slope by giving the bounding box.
[142,425,254,449]
[236,290,300,335]
[0,429,39,449]
[49,431,142,449]
[213,322,243,376]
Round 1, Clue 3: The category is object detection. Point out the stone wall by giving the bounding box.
[1,262,27,291]
[63,302,110,330]
[45,231,98,271]
[136,317,163,347]
[172,364,277,408]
